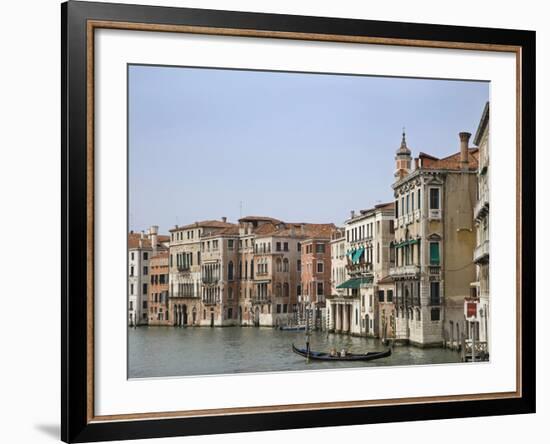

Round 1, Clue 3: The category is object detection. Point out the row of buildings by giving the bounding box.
[128,103,490,353]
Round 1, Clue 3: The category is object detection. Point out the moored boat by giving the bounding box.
[279,325,306,331]
[291,343,391,362]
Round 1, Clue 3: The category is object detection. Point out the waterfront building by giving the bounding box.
[469,102,490,356]
[148,252,170,326]
[236,216,281,326]
[128,226,169,326]
[199,225,240,326]
[251,221,334,327]
[327,203,394,337]
[390,131,478,347]
[300,234,332,329]
[168,219,234,327]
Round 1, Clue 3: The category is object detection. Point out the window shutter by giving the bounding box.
[430,242,440,264]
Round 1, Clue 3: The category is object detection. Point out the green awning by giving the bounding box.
[394,238,420,248]
[336,277,373,289]
[351,247,365,264]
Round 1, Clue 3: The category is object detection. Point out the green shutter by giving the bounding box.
[430,242,440,265]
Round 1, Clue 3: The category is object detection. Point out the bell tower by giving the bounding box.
[394,129,412,179]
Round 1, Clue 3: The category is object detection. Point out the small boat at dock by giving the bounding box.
[292,343,391,362]
[279,325,306,331]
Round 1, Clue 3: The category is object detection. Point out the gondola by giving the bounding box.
[292,343,391,362]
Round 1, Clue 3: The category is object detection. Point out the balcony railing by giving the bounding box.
[389,264,420,277]
[474,194,489,220]
[346,262,373,275]
[428,209,441,220]
[252,295,271,305]
[473,240,489,264]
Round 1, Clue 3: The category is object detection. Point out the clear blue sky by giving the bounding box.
[128,65,489,234]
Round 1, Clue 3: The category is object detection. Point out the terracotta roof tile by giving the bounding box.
[169,220,235,232]
[419,148,479,171]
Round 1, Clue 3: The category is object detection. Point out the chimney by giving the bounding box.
[150,225,158,255]
[350,210,355,219]
[221,216,227,223]
[140,231,145,239]
[459,132,471,170]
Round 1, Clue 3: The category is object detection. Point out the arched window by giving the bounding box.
[228,261,234,281]
[276,283,282,297]
[245,260,248,279]
[283,283,289,298]
[283,258,289,272]
[228,287,233,299]
[276,258,282,272]
[250,259,254,279]
[238,260,242,279]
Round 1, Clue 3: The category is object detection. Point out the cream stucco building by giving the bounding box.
[390,131,478,347]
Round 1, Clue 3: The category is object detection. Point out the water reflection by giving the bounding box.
[128,326,463,378]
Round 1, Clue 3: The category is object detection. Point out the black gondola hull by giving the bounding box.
[292,344,391,362]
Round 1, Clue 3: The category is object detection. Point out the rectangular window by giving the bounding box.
[143,266,148,275]
[395,200,399,218]
[228,239,234,250]
[431,308,440,321]
[131,252,134,261]
[142,301,147,309]
[276,304,281,313]
[387,289,393,302]
[283,242,289,251]
[317,282,324,296]
[406,194,410,213]
[418,189,421,210]
[142,283,148,295]
[297,242,301,252]
[143,252,148,260]
[429,188,440,209]
[129,301,133,310]
[297,260,301,272]
[378,290,385,302]
[430,282,440,305]
[276,242,281,251]
[315,244,325,254]
[130,283,134,295]
[317,262,324,273]
[297,284,301,296]
[411,192,415,211]
[429,242,440,265]
[283,304,288,313]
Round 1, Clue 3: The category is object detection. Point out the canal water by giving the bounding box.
[128,326,463,378]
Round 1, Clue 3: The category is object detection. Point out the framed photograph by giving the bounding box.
[61,1,536,442]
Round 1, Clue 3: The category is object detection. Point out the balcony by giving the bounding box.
[473,240,489,264]
[203,298,219,306]
[252,295,271,305]
[346,262,373,276]
[474,195,489,220]
[389,264,420,278]
[428,209,441,220]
